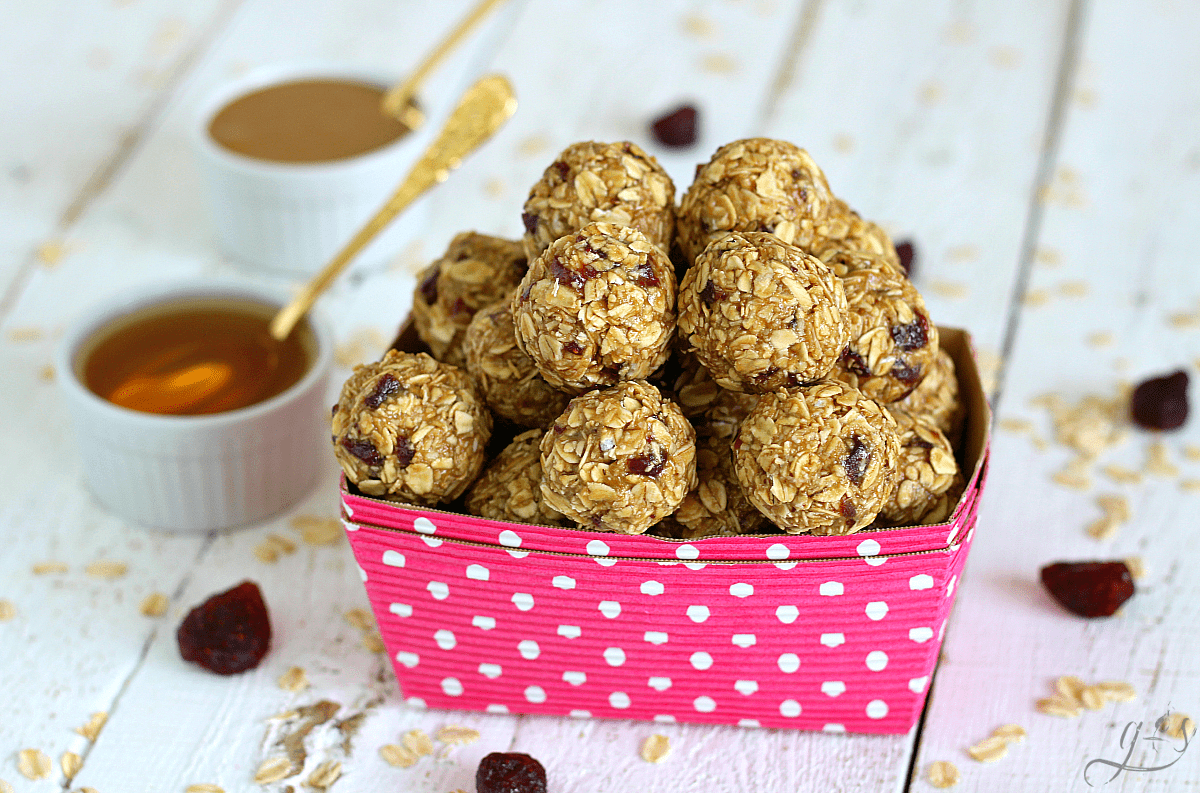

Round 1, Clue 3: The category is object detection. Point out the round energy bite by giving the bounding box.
[511,222,676,392]
[889,347,964,443]
[733,380,901,535]
[539,381,696,534]
[878,412,962,526]
[466,429,566,526]
[831,259,939,403]
[812,198,902,272]
[521,140,675,261]
[332,350,492,505]
[676,138,835,264]
[463,296,570,428]
[673,432,767,537]
[677,231,849,392]
[412,232,527,367]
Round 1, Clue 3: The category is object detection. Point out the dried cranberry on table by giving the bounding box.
[1039,561,1134,618]
[895,239,915,276]
[177,580,272,674]
[650,104,699,148]
[1130,369,1189,430]
[477,752,547,793]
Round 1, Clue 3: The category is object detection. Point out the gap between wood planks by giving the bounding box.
[756,0,824,131]
[0,0,246,324]
[901,1,1090,790]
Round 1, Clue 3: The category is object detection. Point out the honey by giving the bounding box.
[208,78,409,163]
[80,298,313,416]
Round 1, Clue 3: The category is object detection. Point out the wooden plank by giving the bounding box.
[914,0,1200,789]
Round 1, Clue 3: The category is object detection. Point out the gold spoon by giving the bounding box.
[270,73,517,341]
[381,0,509,130]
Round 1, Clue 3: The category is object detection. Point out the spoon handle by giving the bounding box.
[270,73,517,341]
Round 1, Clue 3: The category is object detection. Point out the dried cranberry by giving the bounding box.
[548,257,584,290]
[905,435,934,450]
[1040,561,1135,618]
[394,435,415,467]
[177,581,271,675]
[418,265,440,305]
[340,437,383,466]
[628,450,667,478]
[700,281,726,306]
[840,348,870,377]
[521,212,538,236]
[651,104,698,148]
[890,359,923,384]
[839,495,857,523]
[1130,370,1189,430]
[364,374,402,409]
[891,314,929,351]
[450,296,470,316]
[552,160,570,180]
[843,434,871,486]
[563,340,584,355]
[895,240,915,276]
[631,262,659,288]
[477,752,547,793]
[753,366,779,384]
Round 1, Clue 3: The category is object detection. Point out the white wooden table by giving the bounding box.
[2,1,1198,790]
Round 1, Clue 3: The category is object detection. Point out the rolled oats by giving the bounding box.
[639,734,671,763]
[878,412,961,526]
[343,608,375,632]
[1144,440,1179,477]
[76,711,107,741]
[140,593,169,617]
[411,232,527,367]
[466,429,567,526]
[512,222,676,392]
[1157,711,1195,740]
[463,295,569,428]
[889,348,963,443]
[1087,494,1129,540]
[185,785,225,793]
[811,199,902,272]
[85,560,127,579]
[1091,680,1138,702]
[401,729,433,757]
[254,756,293,784]
[540,381,696,534]
[831,258,939,403]
[277,666,309,692]
[0,600,15,620]
[32,561,68,574]
[290,515,342,546]
[332,351,491,505]
[435,725,480,745]
[379,743,419,768]
[60,751,81,780]
[361,632,385,653]
[670,431,766,538]
[676,138,834,264]
[926,760,960,788]
[17,749,51,780]
[734,380,900,535]
[305,760,341,789]
[991,724,1026,743]
[1036,695,1080,718]
[677,231,848,392]
[967,736,1009,763]
[521,140,674,262]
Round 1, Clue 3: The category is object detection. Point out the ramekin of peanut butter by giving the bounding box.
[193,63,426,275]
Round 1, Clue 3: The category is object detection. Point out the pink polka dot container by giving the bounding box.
[340,328,990,734]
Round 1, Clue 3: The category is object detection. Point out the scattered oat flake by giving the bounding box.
[1158,712,1196,740]
[927,760,960,788]
[1057,675,1086,706]
[380,743,419,768]
[344,608,375,632]
[0,600,15,621]
[700,53,737,74]
[60,751,82,779]
[401,729,433,757]
[1144,441,1179,477]
[947,244,978,262]
[85,560,127,579]
[362,632,385,653]
[0,780,13,793]
[682,12,715,38]
[1184,444,1200,461]
[1080,686,1106,710]
[435,725,480,746]
[1102,464,1141,484]
[306,760,341,788]
[1035,247,1061,266]
[1059,280,1089,297]
[1094,680,1137,702]
[140,592,169,617]
[928,279,968,299]
[640,734,671,763]
[999,418,1033,433]
[185,785,225,793]
[990,46,1021,67]
[1037,695,1080,718]
[254,756,293,784]
[76,711,108,741]
[1168,310,1200,329]
[267,533,297,553]
[1023,289,1050,307]
[517,133,549,158]
[1087,493,1129,540]
[17,749,52,780]
[254,542,280,564]
[1087,331,1113,347]
[1180,479,1200,492]
[918,80,944,104]
[33,561,68,575]
[968,735,1009,762]
[991,724,1026,743]
[278,666,309,692]
[39,364,55,381]
[290,515,342,546]
[1052,463,1091,491]
[8,326,43,341]
[484,178,504,198]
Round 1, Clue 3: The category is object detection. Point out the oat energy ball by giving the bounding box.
[676,138,835,264]
[463,296,570,428]
[540,381,696,534]
[889,347,964,443]
[466,429,566,526]
[673,433,767,537]
[512,222,676,392]
[412,232,527,367]
[879,412,962,526]
[734,380,900,535]
[831,258,939,403]
[677,231,848,392]
[813,198,902,272]
[521,141,675,261]
[333,351,492,505]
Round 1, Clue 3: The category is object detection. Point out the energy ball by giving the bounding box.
[412,232,527,367]
[466,429,566,526]
[539,381,696,534]
[811,240,905,280]
[813,198,902,272]
[521,141,675,261]
[676,138,835,264]
[333,350,492,505]
[463,296,570,428]
[677,231,848,392]
[831,258,939,403]
[734,380,900,535]
[878,412,962,526]
[889,347,964,444]
[672,406,766,537]
[511,222,676,392]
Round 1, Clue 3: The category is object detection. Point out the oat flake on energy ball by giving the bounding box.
[332,350,491,505]
[466,429,567,526]
[811,198,903,272]
[878,412,962,526]
[540,381,696,534]
[734,380,900,535]
[677,231,848,392]
[512,222,676,392]
[521,140,675,262]
[676,138,835,264]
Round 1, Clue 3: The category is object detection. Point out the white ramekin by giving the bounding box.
[192,63,425,276]
[57,281,334,533]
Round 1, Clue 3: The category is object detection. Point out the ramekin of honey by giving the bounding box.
[57,281,333,532]
[193,63,425,275]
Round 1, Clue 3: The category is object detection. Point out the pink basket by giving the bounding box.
[342,328,990,735]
